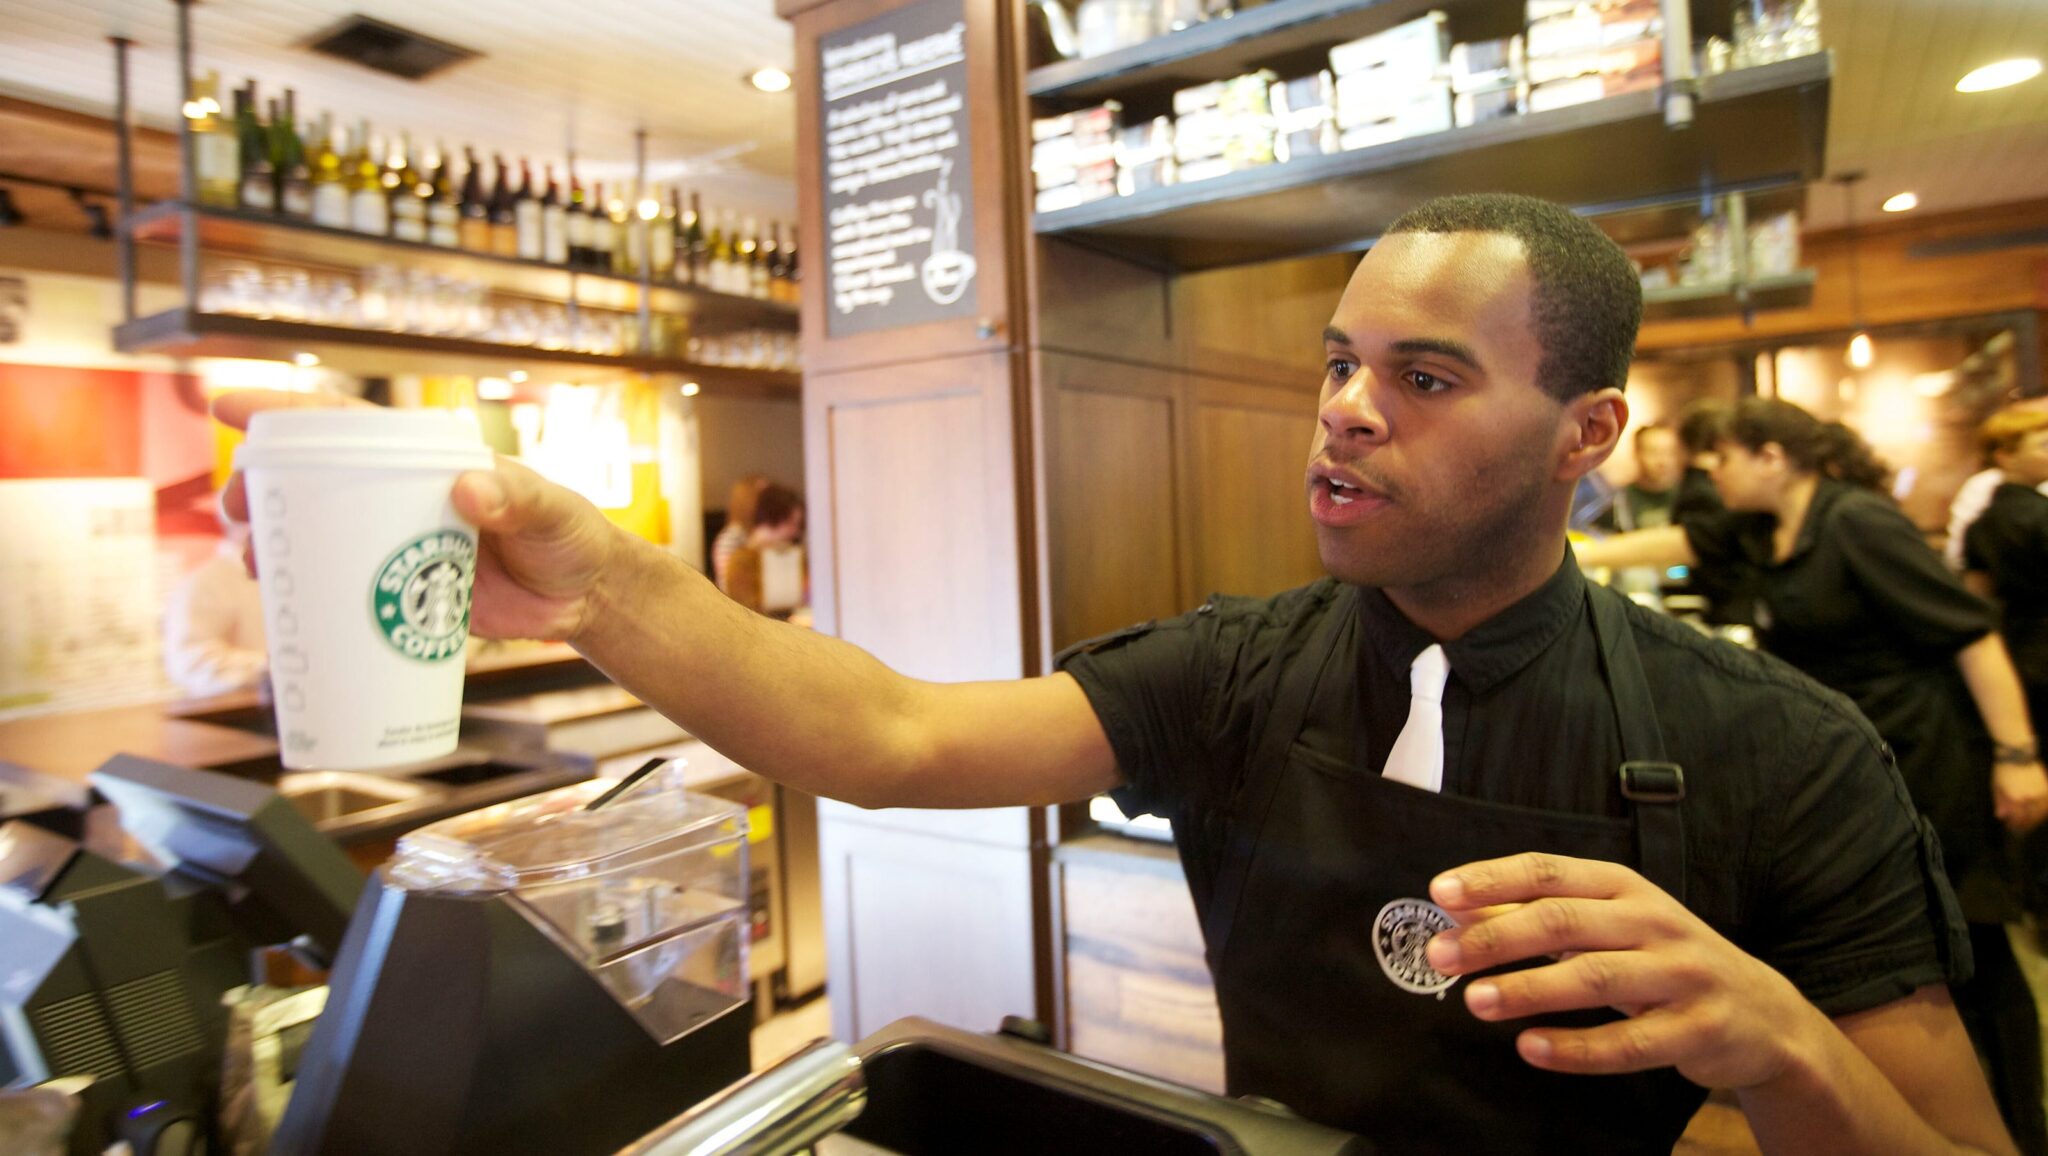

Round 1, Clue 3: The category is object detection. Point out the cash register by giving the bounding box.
[0,755,365,1155]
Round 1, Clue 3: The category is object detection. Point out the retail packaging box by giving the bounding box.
[1271,72,1339,161]
[1525,35,1662,86]
[1450,36,1525,92]
[1328,12,1450,79]
[1338,80,1455,149]
[1453,83,1527,127]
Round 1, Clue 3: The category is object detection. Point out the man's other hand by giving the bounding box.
[1426,851,1824,1091]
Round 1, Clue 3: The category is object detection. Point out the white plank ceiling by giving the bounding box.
[1,0,2045,231]
[1813,0,2048,228]
[0,0,800,219]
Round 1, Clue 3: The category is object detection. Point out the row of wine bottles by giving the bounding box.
[183,73,798,303]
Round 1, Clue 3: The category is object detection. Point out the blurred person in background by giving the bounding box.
[1671,398,1732,524]
[711,473,771,592]
[1592,424,1686,597]
[725,483,806,619]
[162,514,267,698]
[1579,397,2048,1151]
[1965,405,2048,927]
[1949,397,2048,572]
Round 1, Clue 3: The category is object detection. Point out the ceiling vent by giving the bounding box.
[303,15,479,81]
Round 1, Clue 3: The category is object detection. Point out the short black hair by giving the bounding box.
[1383,193,1642,400]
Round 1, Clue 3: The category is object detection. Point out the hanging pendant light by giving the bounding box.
[1835,172,1872,369]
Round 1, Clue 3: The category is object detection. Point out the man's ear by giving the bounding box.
[1557,388,1628,481]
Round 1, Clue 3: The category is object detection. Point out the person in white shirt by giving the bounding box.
[163,520,267,698]
[1947,398,2048,572]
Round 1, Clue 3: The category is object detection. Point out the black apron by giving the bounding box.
[1200,583,1703,1153]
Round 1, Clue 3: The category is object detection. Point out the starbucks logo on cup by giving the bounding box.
[1372,898,1459,999]
[371,530,476,662]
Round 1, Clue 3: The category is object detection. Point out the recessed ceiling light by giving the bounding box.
[1881,191,1918,213]
[1957,58,2042,93]
[681,382,701,397]
[749,67,792,93]
[292,351,320,367]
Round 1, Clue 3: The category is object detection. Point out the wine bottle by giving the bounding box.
[427,144,461,248]
[746,217,771,300]
[239,91,275,213]
[785,223,800,298]
[457,147,492,252]
[767,221,792,304]
[389,135,427,243]
[650,187,678,281]
[683,191,706,286]
[349,122,389,236]
[310,115,351,229]
[566,167,592,270]
[588,182,616,271]
[514,159,543,261]
[489,153,519,257]
[274,91,312,218]
[707,209,732,294]
[539,163,567,265]
[621,187,649,277]
[188,71,239,209]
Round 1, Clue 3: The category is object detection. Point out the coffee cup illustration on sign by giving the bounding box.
[921,158,977,306]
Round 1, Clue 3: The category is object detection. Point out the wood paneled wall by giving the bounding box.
[1638,198,2048,359]
[1031,239,1348,656]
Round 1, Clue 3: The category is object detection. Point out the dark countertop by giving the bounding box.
[0,642,595,786]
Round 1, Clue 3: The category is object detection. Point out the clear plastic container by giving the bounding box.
[389,771,750,1042]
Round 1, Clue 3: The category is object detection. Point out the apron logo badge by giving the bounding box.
[1372,898,1459,999]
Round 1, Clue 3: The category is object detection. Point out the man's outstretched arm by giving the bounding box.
[216,390,1122,811]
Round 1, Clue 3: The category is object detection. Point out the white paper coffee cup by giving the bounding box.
[237,408,495,770]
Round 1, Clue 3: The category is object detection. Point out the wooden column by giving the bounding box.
[779,0,1053,1043]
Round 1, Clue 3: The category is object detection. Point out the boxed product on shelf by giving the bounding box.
[1328,11,1450,79]
[1337,80,1455,150]
[1748,211,1802,277]
[1173,70,1278,117]
[1527,64,1659,113]
[1114,117,1177,196]
[1526,0,1661,60]
[1031,100,1122,197]
[1172,71,1277,180]
[1525,0,1582,21]
[1270,71,1339,162]
[1335,72,1454,133]
[1450,36,1525,92]
[1454,83,1527,127]
[1032,101,1122,143]
[1525,35,1662,86]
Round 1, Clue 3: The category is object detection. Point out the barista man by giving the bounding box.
[218,194,2011,1155]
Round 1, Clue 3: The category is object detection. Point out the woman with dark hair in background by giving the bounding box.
[711,474,771,592]
[724,483,806,618]
[1580,396,2048,1152]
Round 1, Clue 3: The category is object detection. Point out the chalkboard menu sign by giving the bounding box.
[818,0,978,337]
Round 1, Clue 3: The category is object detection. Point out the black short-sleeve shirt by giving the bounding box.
[1684,480,1996,684]
[1966,481,2048,690]
[1059,556,1970,1018]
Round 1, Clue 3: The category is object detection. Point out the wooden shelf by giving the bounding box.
[1641,268,1816,321]
[1032,53,1830,272]
[111,308,801,394]
[124,202,799,332]
[1026,0,1734,113]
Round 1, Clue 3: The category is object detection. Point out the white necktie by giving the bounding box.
[1382,644,1450,793]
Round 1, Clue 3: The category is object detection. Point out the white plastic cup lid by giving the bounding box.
[236,407,493,472]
